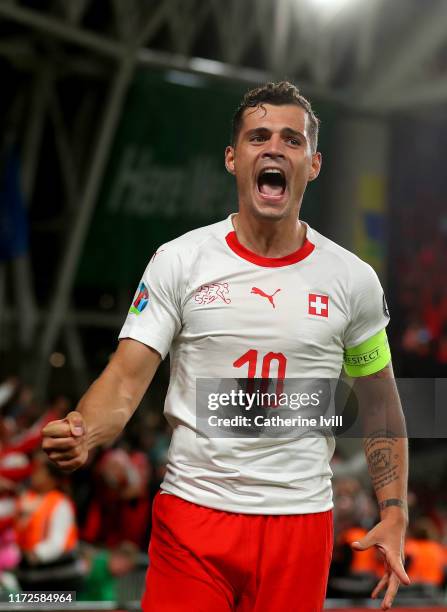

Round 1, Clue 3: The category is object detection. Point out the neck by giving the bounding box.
[232,211,306,258]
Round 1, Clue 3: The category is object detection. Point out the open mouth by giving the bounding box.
[256,168,286,198]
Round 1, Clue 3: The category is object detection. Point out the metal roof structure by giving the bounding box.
[2,0,447,110]
[2,0,447,394]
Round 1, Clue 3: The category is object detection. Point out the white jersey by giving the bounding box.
[119,215,389,514]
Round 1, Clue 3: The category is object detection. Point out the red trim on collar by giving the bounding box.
[225,231,315,268]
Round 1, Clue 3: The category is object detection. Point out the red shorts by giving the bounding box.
[142,492,333,612]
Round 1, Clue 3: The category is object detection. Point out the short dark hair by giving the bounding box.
[231,81,320,152]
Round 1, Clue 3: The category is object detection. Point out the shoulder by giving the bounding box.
[153,218,228,263]
[309,225,380,285]
[139,219,229,291]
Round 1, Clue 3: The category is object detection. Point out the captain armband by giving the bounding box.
[343,329,391,377]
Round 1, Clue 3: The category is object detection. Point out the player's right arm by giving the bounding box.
[42,339,160,472]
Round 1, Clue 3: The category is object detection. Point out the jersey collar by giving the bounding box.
[225,216,315,268]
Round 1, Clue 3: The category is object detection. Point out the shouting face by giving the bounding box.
[225,104,321,221]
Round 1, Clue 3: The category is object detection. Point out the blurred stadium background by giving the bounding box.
[0,0,447,609]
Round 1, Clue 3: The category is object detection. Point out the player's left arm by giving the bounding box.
[349,357,410,610]
[343,262,410,608]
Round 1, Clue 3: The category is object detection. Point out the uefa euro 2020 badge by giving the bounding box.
[129,282,149,315]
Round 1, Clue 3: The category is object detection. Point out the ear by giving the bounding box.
[225,146,236,175]
[308,151,322,182]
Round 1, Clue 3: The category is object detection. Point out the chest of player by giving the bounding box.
[180,262,349,361]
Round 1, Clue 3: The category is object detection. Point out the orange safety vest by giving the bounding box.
[340,527,383,576]
[15,490,78,554]
[405,538,445,586]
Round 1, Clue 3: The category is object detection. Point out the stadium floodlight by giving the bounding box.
[307,0,359,12]
[305,0,362,27]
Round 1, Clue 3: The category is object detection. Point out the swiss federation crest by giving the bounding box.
[194,282,231,304]
[130,282,149,315]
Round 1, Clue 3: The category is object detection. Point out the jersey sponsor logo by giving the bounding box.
[343,347,380,366]
[308,293,329,317]
[194,282,231,304]
[251,287,281,308]
[129,282,149,314]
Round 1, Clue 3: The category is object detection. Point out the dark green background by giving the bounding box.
[77,69,333,288]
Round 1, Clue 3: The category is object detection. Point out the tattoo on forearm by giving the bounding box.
[371,467,399,491]
[368,447,391,474]
[364,429,400,492]
[365,429,398,440]
[379,498,404,511]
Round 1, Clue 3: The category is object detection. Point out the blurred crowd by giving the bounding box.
[0,376,446,603]
[329,448,447,604]
[391,198,447,377]
[0,376,169,600]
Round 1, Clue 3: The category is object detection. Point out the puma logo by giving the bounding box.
[251,287,281,308]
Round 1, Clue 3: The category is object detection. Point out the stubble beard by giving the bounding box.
[249,192,299,223]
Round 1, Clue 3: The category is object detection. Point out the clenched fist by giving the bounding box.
[42,411,88,472]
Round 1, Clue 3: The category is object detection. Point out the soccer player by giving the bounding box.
[42,82,409,611]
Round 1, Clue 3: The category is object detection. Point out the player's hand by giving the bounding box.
[41,411,88,472]
[351,516,410,610]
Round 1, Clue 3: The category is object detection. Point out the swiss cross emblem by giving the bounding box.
[308,293,329,317]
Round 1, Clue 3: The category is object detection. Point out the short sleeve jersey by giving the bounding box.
[119,215,390,514]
